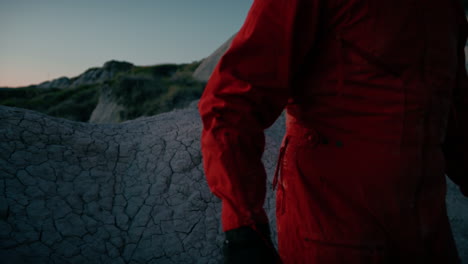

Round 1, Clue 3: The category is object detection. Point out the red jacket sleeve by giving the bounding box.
[444,14,468,197]
[198,0,321,231]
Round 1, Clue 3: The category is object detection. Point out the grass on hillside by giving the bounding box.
[0,84,100,122]
[113,61,205,120]
[0,60,205,122]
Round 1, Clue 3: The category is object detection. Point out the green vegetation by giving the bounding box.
[114,61,205,120]
[0,84,99,122]
[0,60,205,122]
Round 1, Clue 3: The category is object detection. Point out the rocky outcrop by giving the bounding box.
[1,102,467,263]
[70,61,134,89]
[0,101,284,263]
[88,84,125,124]
[36,77,72,89]
[192,34,236,82]
[37,60,134,89]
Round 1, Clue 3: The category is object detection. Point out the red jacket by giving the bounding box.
[199,0,467,262]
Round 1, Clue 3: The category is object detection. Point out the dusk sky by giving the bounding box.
[0,0,253,87]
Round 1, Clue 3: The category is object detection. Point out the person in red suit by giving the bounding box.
[198,0,468,263]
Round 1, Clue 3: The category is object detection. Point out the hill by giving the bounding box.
[0,60,204,123]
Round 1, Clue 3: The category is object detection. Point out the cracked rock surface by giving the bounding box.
[1,100,467,263]
[0,100,284,264]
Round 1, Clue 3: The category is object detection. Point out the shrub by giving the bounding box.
[0,85,99,122]
[45,85,100,121]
